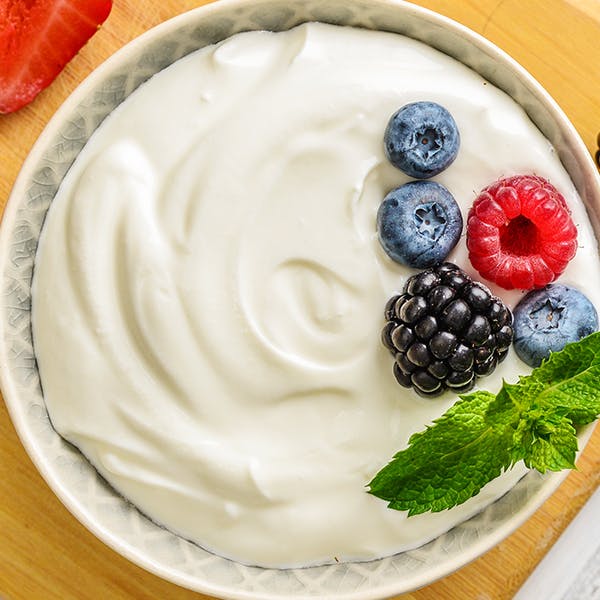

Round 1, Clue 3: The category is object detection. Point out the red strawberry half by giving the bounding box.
[467,175,578,290]
[0,0,112,114]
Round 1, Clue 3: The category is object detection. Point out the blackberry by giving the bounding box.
[382,263,513,397]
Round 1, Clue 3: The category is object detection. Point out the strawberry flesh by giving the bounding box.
[0,0,112,113]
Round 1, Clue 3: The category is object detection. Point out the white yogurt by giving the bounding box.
[32,23,600,568]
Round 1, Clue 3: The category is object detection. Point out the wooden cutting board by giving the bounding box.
[1,1,599,598]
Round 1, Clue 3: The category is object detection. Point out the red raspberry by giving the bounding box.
[466,175,577,290]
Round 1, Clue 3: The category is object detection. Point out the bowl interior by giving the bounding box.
[1,1,599,599]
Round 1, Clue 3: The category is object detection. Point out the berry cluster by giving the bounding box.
[377,100,597,396]
[382,264,512,397]
[378,101,462,269]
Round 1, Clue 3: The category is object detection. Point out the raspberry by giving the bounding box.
[466,175,577,290]
[382,263,513,397]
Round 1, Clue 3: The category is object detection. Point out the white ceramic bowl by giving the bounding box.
[2,1,599,598]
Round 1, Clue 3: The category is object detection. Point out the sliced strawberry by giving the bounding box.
[0,0,112,113]
[467,175,578,290]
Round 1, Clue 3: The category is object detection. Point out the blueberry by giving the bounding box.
[513,284,599,367]
[377,181,462,268]
[384,101,460,179]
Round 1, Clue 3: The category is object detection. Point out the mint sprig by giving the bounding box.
[368,331,600,516]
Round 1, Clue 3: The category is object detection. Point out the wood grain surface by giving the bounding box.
[1,1,600,599]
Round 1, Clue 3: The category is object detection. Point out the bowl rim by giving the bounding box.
[1,0,599,598]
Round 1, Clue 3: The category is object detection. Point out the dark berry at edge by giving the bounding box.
[382,263,513,397]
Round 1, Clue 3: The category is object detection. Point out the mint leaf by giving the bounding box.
[522,331,600,425]
[368,391,514,515]
[513,410,577,472]
[368,331,600,515]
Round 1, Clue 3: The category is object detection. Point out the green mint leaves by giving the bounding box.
[368,331,600,516]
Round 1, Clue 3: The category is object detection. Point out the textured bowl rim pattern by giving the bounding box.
[1,1,600,599]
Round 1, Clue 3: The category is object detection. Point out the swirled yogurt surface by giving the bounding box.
[32,23,600,568]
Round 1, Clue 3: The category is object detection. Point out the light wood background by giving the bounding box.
[1,1,600,598]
